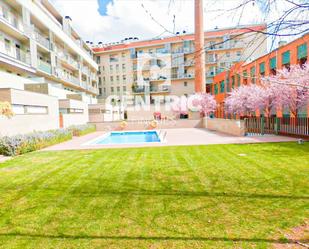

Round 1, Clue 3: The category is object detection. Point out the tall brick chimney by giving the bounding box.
[194,0,206,93]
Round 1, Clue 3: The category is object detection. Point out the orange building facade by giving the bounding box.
[211,33,309,118]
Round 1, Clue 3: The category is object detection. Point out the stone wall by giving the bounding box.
[203,118,245,136]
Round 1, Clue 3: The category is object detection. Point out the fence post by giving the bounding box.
[261,117,265,135]
[274,117,278,135]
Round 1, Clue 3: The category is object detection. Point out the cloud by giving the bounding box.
[49,0,269,45]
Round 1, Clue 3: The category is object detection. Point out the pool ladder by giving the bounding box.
[159,130,167,141]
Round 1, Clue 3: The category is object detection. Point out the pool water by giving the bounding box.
[92,131,161,145]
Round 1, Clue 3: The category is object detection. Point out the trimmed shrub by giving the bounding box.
[69,124,96,137]
[0,129,72,156]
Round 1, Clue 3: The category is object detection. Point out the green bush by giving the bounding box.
[0,129,72,156]
[69,124,96,137]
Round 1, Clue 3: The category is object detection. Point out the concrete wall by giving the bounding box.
[203,117,245,136]
[59,99,89,128]
[0,88,59,136]
[93,119,203,131]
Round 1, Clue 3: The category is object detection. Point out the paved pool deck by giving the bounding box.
[43,128,298,151]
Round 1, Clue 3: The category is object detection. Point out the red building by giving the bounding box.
[211,33,309,118]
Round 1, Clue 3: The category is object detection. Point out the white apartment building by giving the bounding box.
[93,24,267,103]
[0,0,99,135]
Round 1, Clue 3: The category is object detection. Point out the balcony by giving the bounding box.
[81,66,90,75]
[34,30,50,50]
[38,60,52,74]
[57,51,79,70]
[171,73,195,80]
[87,85,99,94]
[0,10,24,34]
[183,47,194,54]
[184,60,194,67]
[150,85,171,93]
[0,45,31,65]
[55,68,80,86]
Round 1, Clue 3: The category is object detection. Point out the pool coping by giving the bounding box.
[82,130,165,146]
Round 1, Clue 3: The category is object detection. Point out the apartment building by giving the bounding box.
[0,0,99,135]
[211,32,309,118]
[93,24,267,103]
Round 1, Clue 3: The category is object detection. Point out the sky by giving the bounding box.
[49,0,303,46]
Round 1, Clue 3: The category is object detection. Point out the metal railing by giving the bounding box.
[0,47,31,65]
[0,11,24,32]
[34,30,50,49]
[245,117,309,137]
[38,60,52,74]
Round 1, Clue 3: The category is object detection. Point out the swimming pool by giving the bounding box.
[89,131,161,145]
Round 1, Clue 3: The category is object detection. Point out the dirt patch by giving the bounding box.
[273,221,309,249]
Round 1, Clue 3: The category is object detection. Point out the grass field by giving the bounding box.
[0,143,308,248]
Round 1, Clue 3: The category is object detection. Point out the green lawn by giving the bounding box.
[0,143,308,249]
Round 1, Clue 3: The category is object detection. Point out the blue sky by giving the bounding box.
[98,0,111,15]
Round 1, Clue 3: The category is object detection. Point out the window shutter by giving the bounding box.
[259,62,265,74]
[297,43,307,59]
[282,51,290,65]
[270,57,276,69]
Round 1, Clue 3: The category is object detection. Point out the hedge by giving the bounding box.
[0,129,72,156]
[68,124,96,137]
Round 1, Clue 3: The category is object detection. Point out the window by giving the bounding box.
[214,84,218,95]
[103,76,106,82]
[110,65,113,71]
[103,87,106,93]
[4,39,11,52]
[226,52,230,57]
[282,51,290,66]
[231,76,235,89]
[117,86,120,92]
[250,66,255,84]
[12,104,48,115]
[243,70,248,85]
[236,51,241,57]
[96,56,100,64]
[269,56,277,75]
[220,80,225,93]
[111,87,114,92]
[116,75,119,81]
[123,75,126,81]
[116,64,119,71]
[237,74,241,86]
[259,62,265,76]
[122,64,126,70]
[99,88,102,95]
[297,43,307,63]
[122,52,125,58]
[123,86,126,91]
[184,82,187,87]
[102,66,105,71]
[69,108,83,114]
[110,76,113,82]
[109,54,118,62]
[12,104,25,115]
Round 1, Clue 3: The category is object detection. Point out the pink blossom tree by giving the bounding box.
[225,85,254,116]
[190,93,217,116]
[262,63,309,117]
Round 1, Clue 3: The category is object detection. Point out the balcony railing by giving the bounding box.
[55,68,80,86]
[34,30,50,49]
[0,46,31,65]
[0,11,24,33]
[38,60,52,74]
[150,85,171,93]
[171,73,195,79]
[82,67,90,75]
[57,51,79,69]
